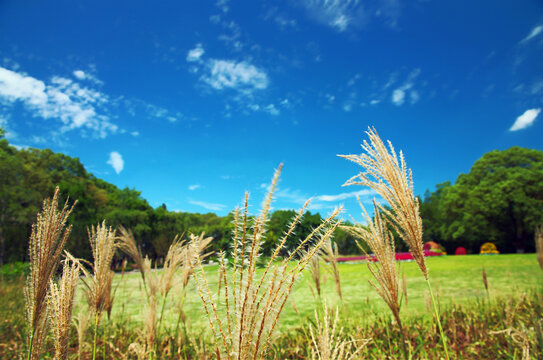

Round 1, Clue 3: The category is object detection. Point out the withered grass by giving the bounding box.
[24,187,76,360]
[189,164,342,359]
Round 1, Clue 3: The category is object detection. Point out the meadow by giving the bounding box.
[2,253,542,359]
[102,254,542,330]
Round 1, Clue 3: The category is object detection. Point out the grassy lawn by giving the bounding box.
[85,254,542,332]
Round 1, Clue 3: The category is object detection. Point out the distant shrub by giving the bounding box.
[0,261,30,280]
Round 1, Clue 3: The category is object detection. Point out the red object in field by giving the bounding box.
[455,247,467,255]
[423,241,440,252]
[335,250,443,263]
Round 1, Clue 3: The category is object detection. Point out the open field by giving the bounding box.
[2,253,542,359]
[96,254,542,331]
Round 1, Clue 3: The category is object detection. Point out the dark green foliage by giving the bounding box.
[0,133,360,264]
[420,147,543,253]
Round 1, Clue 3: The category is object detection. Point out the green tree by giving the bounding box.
[439,147,543,253]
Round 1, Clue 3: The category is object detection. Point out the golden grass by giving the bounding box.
[345,201,402,327]
[308,303,369,360]
[24,187,76,360]
[306,251,325,299]
[322,240,342,301]
[339,126,427,279]
[80,221,118,323]
[78,221,118,360]
[189,164,342,359]
[48,257,80,360]
[340,127,450,359]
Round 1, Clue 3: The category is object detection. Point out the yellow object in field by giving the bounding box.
[480,242,499,254]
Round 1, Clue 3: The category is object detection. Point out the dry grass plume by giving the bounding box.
[48,256,80,360]
[323,240,342,301]
[24,187,76,360]
[339,126,427,279]
[189,164,342,359]
[309,303,369,360]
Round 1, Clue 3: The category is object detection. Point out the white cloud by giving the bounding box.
[392,89,405,105]
[202,59,269,91]
[520,24,543,44]
[188,184,201,191]
[107,151,124,174]
[409,90,420,104]
[73,70,86,80]
[300,0,366,32]
[72,69,103,85]
[130,131,139,137]
[299,0,401,32]
[391,69,421,106]
[280,98,290,107]
[314,189,375,202]
[186,44,205,62]
[189,200,227,212]
[216,0,229,13]
[509,108,541,131]
[275,188,307,204]
[145,103,183,122]
[0,67,116,138]
[264,104,280,116]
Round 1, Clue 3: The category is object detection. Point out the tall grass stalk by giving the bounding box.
[323,241,342,301]
[79,221,118,360]
[340,127,450,359]
[24,187,75,360]
[48,256,80,360]
[345,200,408,360]
[308,302,369,360]
[117,226,149,300]
[189,164,342,359]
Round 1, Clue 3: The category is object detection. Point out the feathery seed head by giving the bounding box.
[189,165,341,360]
[339,127,427,279]
[24,187,76,360]
[48,256,80,360]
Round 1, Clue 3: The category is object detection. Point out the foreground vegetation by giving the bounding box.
[1,255,542,359]
[3,127,542,359]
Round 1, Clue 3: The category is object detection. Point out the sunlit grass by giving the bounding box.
[81,254,541,334]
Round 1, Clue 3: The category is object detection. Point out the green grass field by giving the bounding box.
[91,253,542,333]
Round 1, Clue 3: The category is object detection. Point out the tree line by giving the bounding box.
[1,127,541,265]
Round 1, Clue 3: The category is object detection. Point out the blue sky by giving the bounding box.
[0,0,542,219]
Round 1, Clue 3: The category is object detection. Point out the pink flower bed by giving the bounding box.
[335,250,443,263]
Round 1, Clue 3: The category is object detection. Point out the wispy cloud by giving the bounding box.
[314,189,375,202]
[391,69,421,106]
[0,66,116,138]
[189,200,227,211]
[202,59,269,91]
[145,103,183,122]
[72,69,103,85]
[300,0,366,32]
[186,43,205,63]
[263,104,280,115]
[107,151,124,174]
[509,108,541,131]
[520,24,543,44]
[188,184,201,190]
[298,0,400,32]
